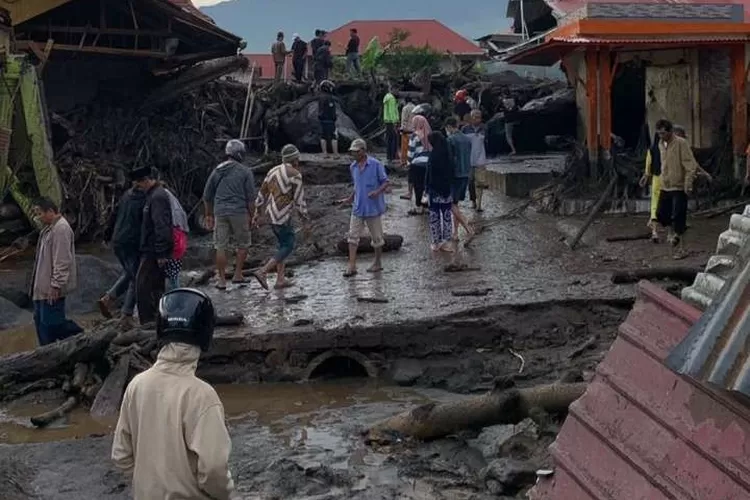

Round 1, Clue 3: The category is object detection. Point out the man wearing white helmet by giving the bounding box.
[203,140,256,290]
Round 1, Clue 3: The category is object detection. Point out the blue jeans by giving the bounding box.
[108,246,140,315]
[272,224,296,262]
[346,53,360,77]
[33,298,83,346]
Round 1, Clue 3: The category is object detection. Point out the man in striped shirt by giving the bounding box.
[252,144,309,290]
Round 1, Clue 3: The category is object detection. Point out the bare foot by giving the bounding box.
[274,280,294,289]
[252,272,269,290]
[343,268,358,278]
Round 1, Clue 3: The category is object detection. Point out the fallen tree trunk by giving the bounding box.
[0,323,118,390]
[611,266,701,284]
[605,232,651,242]
[365,382,586,442]
[90,354,131,419]
[336,234,404,254]
[30,395,78,428]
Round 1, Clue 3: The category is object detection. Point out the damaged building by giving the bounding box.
[503,1,750,180]
[0,0,245,240]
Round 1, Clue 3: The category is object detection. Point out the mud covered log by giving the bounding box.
[611,266,701,284]
[217,313,244,326]
[336,234,404,254]
[91,354,130,418]
[605,232,651,242]
[366,382,586,442]
[30,396,78,428]
[0,323,118,390]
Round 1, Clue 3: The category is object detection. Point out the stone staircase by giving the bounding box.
[682,205,750,309]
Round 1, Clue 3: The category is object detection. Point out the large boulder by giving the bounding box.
[66,254,121,315]
[280,101,359,152]
[0,296,32,330]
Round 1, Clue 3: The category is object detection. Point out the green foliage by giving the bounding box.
[361,37,384,72]
[360,29,442,81]
[330,56,347,80]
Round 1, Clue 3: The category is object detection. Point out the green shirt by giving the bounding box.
[383,93,398,124]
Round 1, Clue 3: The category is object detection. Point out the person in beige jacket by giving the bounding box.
[112,288,240,500]
[654,119,698,259]
[31,197,82,346]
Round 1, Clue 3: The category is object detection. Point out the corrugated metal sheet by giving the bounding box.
[668,242,750,397]
[530,281,750,499]
[683,205,750,310]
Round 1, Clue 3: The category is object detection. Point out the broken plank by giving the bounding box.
[90,354,130,419]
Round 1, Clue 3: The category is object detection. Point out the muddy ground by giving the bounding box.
[0,154,734,499]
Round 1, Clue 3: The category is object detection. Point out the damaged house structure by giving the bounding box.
[0,0,244,235]
[503,0,750,180]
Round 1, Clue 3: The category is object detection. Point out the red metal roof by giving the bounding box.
[325,19,485,56]
[530,281,750,499]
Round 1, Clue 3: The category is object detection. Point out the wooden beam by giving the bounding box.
[585,47,599,177]
[16,40,167,58]
[598,47,612,152]
[731,44,747,179]
[22,25,172,37]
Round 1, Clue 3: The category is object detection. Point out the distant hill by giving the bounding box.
[199,0,511,52]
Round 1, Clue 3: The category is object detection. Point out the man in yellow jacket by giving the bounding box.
[112,289,239,500]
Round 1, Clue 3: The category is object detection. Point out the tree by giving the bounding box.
[360,29,441,85]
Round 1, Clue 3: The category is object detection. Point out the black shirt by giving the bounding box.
[318,93,337,122]
[346,35,360,55]
[454,101,471,120]
[310,37,323,57]
[291,39,308,59]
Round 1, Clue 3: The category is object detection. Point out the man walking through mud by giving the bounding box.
[342,138,389,277]
[31,197,82,346]
[113,288,240,500]
[134,168,173,325]
[253,144,309,290]
[654,119,698,259]
[445,117,476,245]
[203,140,256,290]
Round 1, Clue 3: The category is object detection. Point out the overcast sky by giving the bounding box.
[196,0,511,52]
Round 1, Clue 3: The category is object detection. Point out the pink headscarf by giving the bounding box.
[411,115,432,151]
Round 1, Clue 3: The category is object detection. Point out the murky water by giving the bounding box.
[0,379,434,445]
[0,314,103,357]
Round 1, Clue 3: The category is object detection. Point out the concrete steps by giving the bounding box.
[682,205,750,310]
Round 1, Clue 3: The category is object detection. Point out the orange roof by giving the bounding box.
[546,0,750,22]
[326,19,484,56]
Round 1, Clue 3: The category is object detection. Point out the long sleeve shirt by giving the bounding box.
[401,103,415,131]
[383,93,399,124]
[254,163,308,225]
[658,136,698,192]
[32,216,77,300]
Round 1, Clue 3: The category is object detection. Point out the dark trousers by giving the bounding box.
[409,164,427,208]
[292,58,305,82]
[274,62,284,83]
[109,246,140,316]
[385,123,398,161]
[468,168,477,202]
[136,256,165,325]
[33,298,83,346]
[656,190,688,235]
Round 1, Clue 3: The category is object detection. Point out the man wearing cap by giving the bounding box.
[134,168,173,325]
[252,144,309,290]
[203,140,256,290]
[291,33,308,83]
[341,139,389,277]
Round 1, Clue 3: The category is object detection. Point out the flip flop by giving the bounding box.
[252,272,269,291]
[274,281,295,290]
[215,284,227,291]
[343,269,358,278]
[97,299,113,319]
[366,266,383,273]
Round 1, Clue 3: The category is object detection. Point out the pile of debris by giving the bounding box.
[2,72,575,244]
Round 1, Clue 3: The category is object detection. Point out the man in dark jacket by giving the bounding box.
[134,168,173,325]
[310,30,324,82]
[314,41,332,83]
[318,80,338,155]
[99,169,148,327]
[291,34,308,83]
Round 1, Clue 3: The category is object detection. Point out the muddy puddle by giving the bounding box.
[0,379,437,445]
[0,315,103,357]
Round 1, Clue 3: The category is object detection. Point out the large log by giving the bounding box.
[0,322,118,390]
[611,266,701,284]
[365,382,586,442]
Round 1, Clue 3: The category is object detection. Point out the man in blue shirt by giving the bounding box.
[342,138,390,277]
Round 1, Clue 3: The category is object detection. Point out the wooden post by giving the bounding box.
[585,48,600,179]
[598,47,612,171]
[730,44,747,181]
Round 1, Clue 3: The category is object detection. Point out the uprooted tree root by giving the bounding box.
[365,380,586,443]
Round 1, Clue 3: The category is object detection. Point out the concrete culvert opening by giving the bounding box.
[303,350,378,381]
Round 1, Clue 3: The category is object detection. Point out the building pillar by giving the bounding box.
[598,47,613,173]
[730,44,747,181]
[585,48,600,178]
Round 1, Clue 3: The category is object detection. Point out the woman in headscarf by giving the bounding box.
[406,115,432,215]
[640,132,662,242]
[425,131,455,251]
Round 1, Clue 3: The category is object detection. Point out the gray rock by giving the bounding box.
[468,419,538,459]
[0,296,32,330]
[480,458,538,495]
[390,358,424,386]
[280,101,359,151]
[66,254,121,315]
[0,286,30,309]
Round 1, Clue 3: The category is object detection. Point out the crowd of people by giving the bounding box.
[271,27,361,84]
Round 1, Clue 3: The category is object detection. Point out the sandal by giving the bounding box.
[366,266,383,273]
[215,283,227,291]
[97,297,113,319]
[274,280,295,290]
[343,269,358,278]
